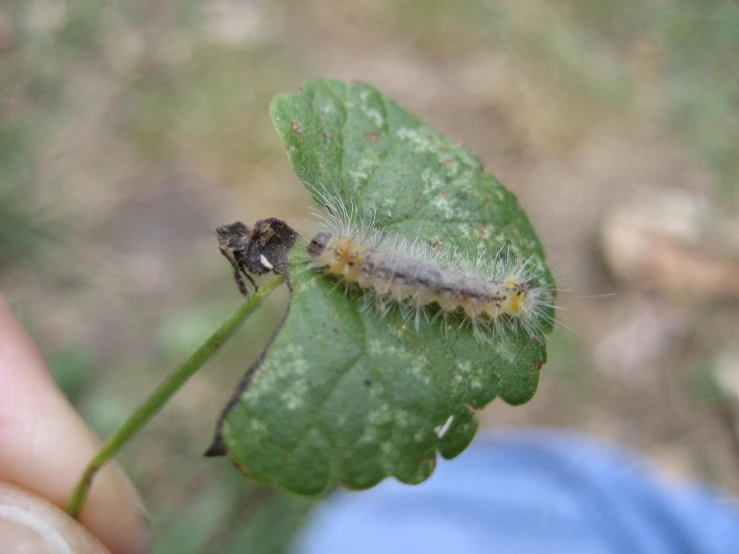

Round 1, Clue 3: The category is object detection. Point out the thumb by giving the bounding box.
[0,481,108,553]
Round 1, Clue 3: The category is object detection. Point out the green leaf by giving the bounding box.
[217,80,555,494]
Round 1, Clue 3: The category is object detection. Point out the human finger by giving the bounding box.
[0,294,150,554]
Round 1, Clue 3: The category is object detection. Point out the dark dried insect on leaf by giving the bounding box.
[216,218,298,296]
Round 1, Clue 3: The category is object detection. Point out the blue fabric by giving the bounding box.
[294,430,739,554]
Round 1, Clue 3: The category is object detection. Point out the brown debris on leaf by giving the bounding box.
[216,217,298,296]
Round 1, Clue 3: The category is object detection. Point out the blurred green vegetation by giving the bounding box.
[0,104,39,266]
[398,0,739,195]
[1,0,737,551]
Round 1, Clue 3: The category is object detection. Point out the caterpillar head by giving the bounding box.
[307,232,367,283]
[307,232,332,257]
[501,278,538,318]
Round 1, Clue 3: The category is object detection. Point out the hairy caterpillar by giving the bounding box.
[305,194,557,341]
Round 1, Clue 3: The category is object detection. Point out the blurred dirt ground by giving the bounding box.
[2,0,739,551]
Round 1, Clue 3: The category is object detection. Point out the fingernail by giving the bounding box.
[0,504,73,554]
